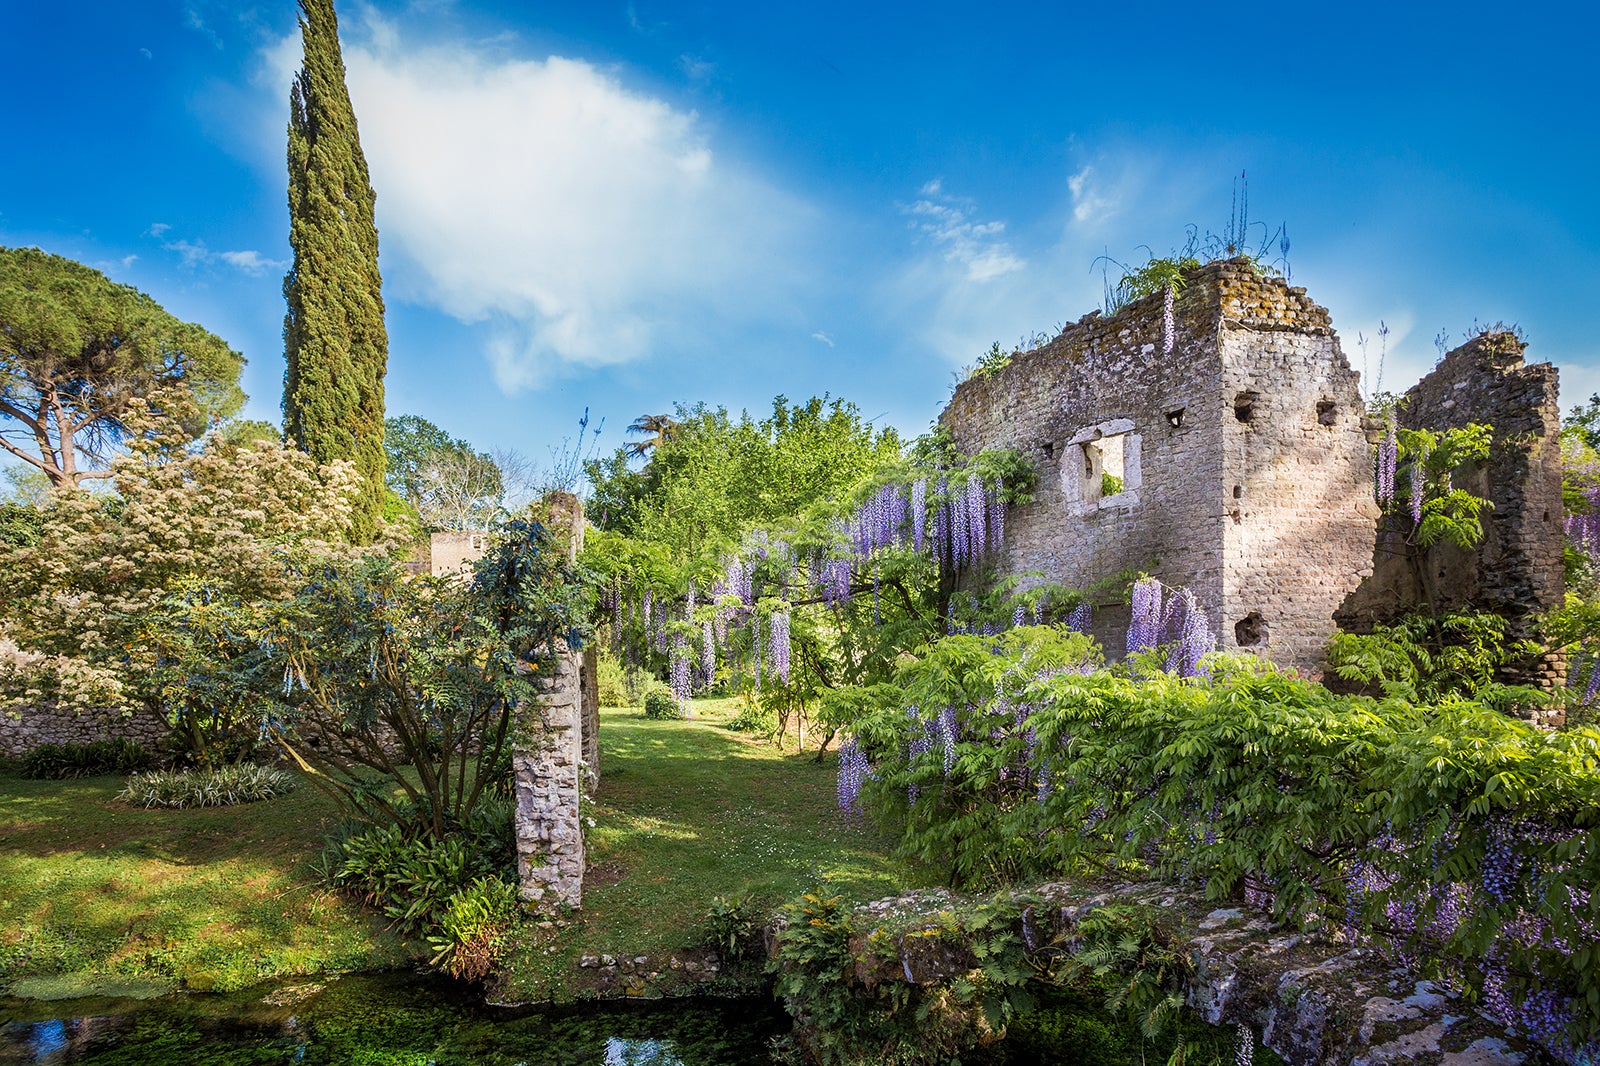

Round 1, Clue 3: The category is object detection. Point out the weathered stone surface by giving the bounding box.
[0,704,167,759]
[1336,331,1566,712]
[939,259,1379,677]
[782,881,1544,1066]
[515,642,588,909]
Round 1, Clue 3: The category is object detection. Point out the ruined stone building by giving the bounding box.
[939,258,1564,680]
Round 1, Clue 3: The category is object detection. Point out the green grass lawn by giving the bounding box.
[1,699,911,1004]
[496,699,917,1000]
[0,770,413,998]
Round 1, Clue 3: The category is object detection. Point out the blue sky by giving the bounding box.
[3,1,1596,476]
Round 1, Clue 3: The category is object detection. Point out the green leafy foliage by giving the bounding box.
[116,764,298,808]
[282,0,388,542]
[16,738,149,779]
[643,685,682,720]
[696,893,766,962]
[0,246,245,487]
[844,628,1600,1042]
[266,520,587,839]
[427,875,522,980]
[1328,611,1545,704]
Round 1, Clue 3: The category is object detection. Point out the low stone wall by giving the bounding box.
[774,881,1541,1066]
[0,704,167,760]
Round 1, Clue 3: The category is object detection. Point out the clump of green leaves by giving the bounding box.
[697,893,767,962]
[1329,610,1544,704]
[17,738,149,779]
[117,764,297,808]
[643,684,682,720]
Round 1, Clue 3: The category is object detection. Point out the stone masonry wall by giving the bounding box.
[515,641,588,910]
[941,259,1377,675]
[1338,333,1564,633]
[0,705,168,759]
[1216,270,1380,675]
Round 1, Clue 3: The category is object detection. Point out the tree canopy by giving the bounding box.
[587,394,903,557]
[0,246,245,487]
[282,0,388,542]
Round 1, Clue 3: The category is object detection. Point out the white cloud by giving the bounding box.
[904,184,1024,283]
[679,54,715,82]
[261,20,815,392]
[810,331,834,348]
[1068,165,1118,224]
[147,222,171,237]
[159,235,284,275]
[217,249,284,275]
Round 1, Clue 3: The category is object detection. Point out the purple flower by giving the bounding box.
[836,738,873,815]
[770,611,791,682]
[1127,579,1163,655]
[1377,412,1398,506]
[1163,283,1177,355]
[911,477,928,551]
[1067,602,1091,634]
[701,620,716,687]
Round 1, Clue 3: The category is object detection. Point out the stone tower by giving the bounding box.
[939,258,1380,676]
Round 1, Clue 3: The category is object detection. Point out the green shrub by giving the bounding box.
[642,684,682,720]
[846,628,1600,1045]
[726,698,775,734]
[116,764,296,808]
[427,875,522,980]
[328,802,513,939]
[596,648,630,707]
[18,738,150,779]
[696,893,765,962]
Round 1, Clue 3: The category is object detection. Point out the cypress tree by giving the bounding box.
[282,0,387,542]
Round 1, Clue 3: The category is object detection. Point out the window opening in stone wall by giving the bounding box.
[1317,400,1337,426]
[1042,441,1054,460]
[1234,391,1259,423]
[1235,612,1268,647]
[1064,419,1141,513]
[1165,408,1185,429]
[1233,485,1243,499]
[1093,433,1126,498]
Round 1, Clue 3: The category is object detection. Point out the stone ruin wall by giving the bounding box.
[0,704,169,760]
[1214,274,1380,674]
[941,259,1378,676]
[509,493,599,911]
[1337,332,1566,706]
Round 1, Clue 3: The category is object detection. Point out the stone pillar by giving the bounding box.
[515,641,586,910]
[581,644,600,793]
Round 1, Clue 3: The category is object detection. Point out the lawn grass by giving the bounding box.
[496,699,917,1001]
[0,769,413,998]
[0,698,910,1004]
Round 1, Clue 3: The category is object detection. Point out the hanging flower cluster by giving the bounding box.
[1125,578,1215,678]
[1376,411,1398,506]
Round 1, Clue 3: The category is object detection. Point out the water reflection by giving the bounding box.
[0,973,784,1064]
[604,1037,684,1065]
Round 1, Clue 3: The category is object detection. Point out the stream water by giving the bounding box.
[0,972,789,1064]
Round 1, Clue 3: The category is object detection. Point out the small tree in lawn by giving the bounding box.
[267,520,587,837]
[0,404,358,759]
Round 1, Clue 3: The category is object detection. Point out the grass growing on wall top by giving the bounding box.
[0,770,413,998]
[496,699,915,1001]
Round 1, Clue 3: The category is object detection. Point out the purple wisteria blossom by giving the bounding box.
[770,611,791,682]
[1409,455,1428,526]
[1377,412,1398,506]
[701,620,716,687]
[670,636,691,704]
[911,477,928,551]
[836,738,872,814]
[1163,283,1177,355]
[1067,601,1091,634]
[1127,579,1163,655]
[937,706,959,776]
[1164,589,1215,678]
